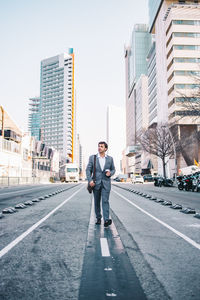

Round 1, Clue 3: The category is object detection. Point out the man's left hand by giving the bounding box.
[106,170,111,177]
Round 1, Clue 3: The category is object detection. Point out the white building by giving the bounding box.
[106,105,126,175]
[135,75,150,174]
[0,107,22,178]
[147,39,157,127]
[0,106,60,183]
[40,48,76,163]
[149,0,200,176]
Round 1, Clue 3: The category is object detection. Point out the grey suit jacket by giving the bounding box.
[86,154,115,191]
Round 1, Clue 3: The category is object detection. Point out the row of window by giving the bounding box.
[167,57,200,71]
[166,20,200,36]
[169,110,200,120]
[167,45,200,59]
[167,70,200,83]
[167,32,200,47]
[168,97,200,108]
[168,84,200,95]
[149,108,157,124]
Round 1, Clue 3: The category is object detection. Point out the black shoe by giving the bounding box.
[96,218,101,225]
[104,219,112,227]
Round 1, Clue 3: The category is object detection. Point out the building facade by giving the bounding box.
[40,49,76,162]
[147,39,157,127]
[149,0,200,175]
[106,105,126,175]
[125,24,151,175]
[28,96,41,140]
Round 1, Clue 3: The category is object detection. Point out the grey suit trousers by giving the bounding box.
[93,182,110,221]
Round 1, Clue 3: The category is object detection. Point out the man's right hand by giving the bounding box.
[89,180,95,187]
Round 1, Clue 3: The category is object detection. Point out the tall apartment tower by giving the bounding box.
[40,49,76,162]
[28,97,41,140]
[149,0,200,173]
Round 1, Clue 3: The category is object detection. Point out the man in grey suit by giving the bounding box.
[86,141,115,227]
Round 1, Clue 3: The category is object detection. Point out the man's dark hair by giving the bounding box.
[98,141,108,149]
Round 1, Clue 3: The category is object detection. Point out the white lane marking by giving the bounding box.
[106,292,117,297]
[100,238,110,257]
[0,185,84,259]
[113,189,200,251]
[187,224,200,228]
[104,267,112,271]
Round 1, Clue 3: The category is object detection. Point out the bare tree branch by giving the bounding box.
[138,124,177,178]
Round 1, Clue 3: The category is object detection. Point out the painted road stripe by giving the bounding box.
[100,238,110,257]
[0,185,85,259]
[113,189,200,251]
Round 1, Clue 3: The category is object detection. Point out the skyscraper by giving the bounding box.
[28,97,41,141]
[125,24,151,175]
[40,49,76,162]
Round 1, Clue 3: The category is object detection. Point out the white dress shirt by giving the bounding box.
[97,153,108,171]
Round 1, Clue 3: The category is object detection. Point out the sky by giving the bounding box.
[0,0,149,162]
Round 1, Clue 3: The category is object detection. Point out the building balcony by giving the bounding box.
[125,145,142,157]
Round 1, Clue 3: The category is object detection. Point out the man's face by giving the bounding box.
[98,143,107,153]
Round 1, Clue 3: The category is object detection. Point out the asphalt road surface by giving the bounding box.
[0,182,199,299]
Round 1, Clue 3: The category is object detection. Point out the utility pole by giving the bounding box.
[0,106,4,139]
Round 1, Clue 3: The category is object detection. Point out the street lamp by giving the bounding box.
[0,106,4,139]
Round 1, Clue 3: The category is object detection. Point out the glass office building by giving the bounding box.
[128,24,151,93]
[28,97,41,141]
[148,0,163,32]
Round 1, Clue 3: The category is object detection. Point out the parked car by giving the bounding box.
[132,175,144,184]
[113,174,128,182]
[143,174,154,182]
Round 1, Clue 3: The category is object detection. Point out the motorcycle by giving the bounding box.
[154,177,173,187]
[192,174,200,192]
[177,176,184,190]
[183,176,193,191]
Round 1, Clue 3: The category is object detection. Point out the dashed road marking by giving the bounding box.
[113,189,200,251]
[100,238,110,257]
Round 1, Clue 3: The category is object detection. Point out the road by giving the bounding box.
[0,182,199,300]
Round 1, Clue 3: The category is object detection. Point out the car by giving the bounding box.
[132,175,144,184]
[114,174,128,182]
[143,174,154,182]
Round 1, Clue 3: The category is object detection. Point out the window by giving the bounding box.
[174,45,198,50]
[173,32,200,38]
[175,84,200,89]
[172,20,199,25]
[174,57,200,63]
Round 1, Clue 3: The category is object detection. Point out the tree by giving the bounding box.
[138,124,176,178]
